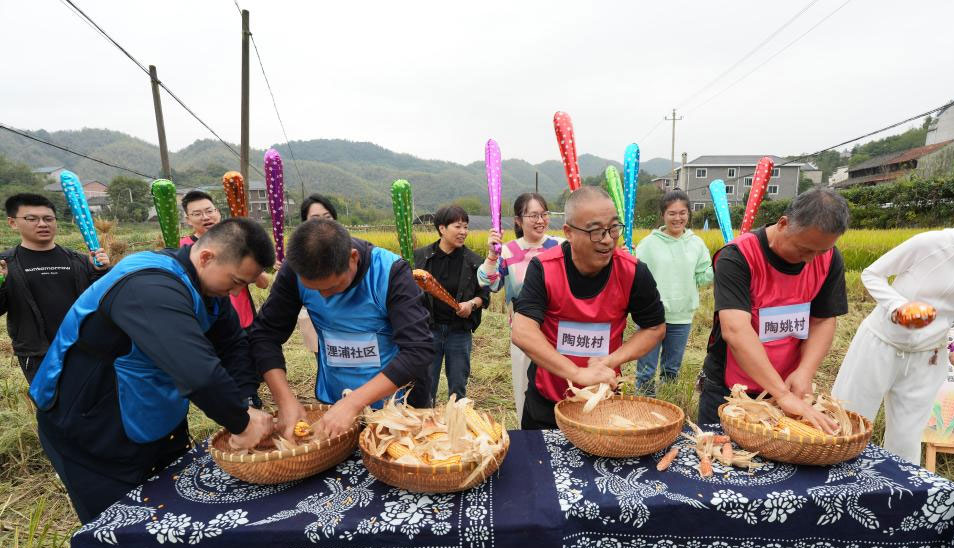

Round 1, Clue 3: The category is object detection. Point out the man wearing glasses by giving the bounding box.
[179,190,268,329]
[512,186,666,429]
[1,193,110,383]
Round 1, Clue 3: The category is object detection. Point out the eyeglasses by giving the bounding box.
[566,222,624,242]
[520,212,550,221]
[188,208,218,219]
[13,215,57,224]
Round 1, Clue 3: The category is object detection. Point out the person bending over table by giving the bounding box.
[696,188,849,433]
[511,186,666,429]
[29,218,276,523]
[250,219,434,441]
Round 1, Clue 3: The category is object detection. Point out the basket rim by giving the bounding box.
[209,402,360,463]
[358,421,510,473]
[554,394,686,436]
[718,403,873,446]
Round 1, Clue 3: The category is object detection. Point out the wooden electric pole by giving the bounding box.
[665,108,683,181]
[149,65,171,180]
[535,171,539,194]
[240,9,251,209]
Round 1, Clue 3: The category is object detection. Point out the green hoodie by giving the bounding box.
[634,227,713,324]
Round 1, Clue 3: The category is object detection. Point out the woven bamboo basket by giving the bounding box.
[209,403,359,484]
[359,424,511,493]
[554,395,685,458]
[718,403,873,466]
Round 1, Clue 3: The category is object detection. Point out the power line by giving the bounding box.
[680,99,954,195]
[232,0,307,198]
[677,0,820,110]
[58,0,265,179]
[0,123,158,180]
[685,0,852,115]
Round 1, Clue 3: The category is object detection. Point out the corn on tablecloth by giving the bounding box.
[72,428,954,547]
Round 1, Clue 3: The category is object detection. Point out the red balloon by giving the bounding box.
[553,111,581,191]
[740,156,774,234]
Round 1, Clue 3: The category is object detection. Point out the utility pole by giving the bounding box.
[148,65,171,180]
[535,171,539,194]
[240,9,251,210]
[665,108,683,181]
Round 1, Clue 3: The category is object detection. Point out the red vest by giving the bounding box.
[536,245,636,402]
[723,231,833,392]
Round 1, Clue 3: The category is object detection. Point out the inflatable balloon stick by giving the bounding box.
[485,139,502,256]
[222,171,248,217]
[391,179,415,266]
[151,179,180,248]
[604,166,625,221]
[622,143,640,252]
[60,170,102,265]
[412,269,460,310]
[740,156,774,234]
[708,179,734,245]
[264,148,286,262]
[553,111,581,191]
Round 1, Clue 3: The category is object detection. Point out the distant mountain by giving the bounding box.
[641,157,676,177]
[0,127,647,210]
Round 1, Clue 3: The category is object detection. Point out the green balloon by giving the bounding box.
[151,179,180,248]
[391,180,414,266]
[604,166,625,221]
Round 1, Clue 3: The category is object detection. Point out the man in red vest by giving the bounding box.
[512,186,666,429]
[697,188,849,433]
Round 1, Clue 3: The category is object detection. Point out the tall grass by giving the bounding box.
[0,225,950,545]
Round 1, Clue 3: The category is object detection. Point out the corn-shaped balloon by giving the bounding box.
[623,144,640,252]
[604,166,625,222]
[553,111,581,191]
[151,179,180,248]
[391,180,414,266]
[264,148,286,262]
[740,157,774,234]
[60,171,102,264]
[708,179,734,245]
[412,269,460,310]
[222,171,247,217]
[485,139,502,256]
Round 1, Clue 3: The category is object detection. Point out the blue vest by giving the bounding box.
[299,247,399,406]
[30,252,217,443]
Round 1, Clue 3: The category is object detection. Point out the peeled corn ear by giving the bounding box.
[466,408,499,442]
[775,416,825,437]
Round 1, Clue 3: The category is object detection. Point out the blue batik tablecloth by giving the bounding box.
[72,428,954,547]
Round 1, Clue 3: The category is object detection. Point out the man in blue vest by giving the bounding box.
[29,218,276,523]
[250,219,434,440]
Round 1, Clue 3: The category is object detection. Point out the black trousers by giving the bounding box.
[520,364,558,430]
[697,377,733,427]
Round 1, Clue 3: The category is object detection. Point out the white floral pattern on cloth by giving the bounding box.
[807,454,911,530]
[544,430,706,528]
[889,460,954,536]
[174,453,296,503]
[654,441,797,486]
[145,509,248,544]
[562,533,952,547]
[710,489,807,524]
[74,504,157,545]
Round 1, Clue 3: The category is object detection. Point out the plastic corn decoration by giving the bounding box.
[894,302,937,328]
[708,179,734,245]
[263,148,286,262]
[412,268,460,310]
[553,111,581,191]
[622,143,640,252]
[485,139,503,255]
[222,171,247,217]
[60,171,102,265]
[151,179,180,248]
[604,166,625,222]
[391,180,415,266]
[740,156,773,234]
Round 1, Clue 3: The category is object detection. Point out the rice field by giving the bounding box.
[0,224,949,545]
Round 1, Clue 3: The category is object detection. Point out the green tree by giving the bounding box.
[0,155,45,187]
[449,196,488,215]
[108,176,151,222]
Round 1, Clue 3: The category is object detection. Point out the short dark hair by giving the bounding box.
[5,193,56,218]
[286,219,353,279]
[299,194,338,221]
[784,188,850,234]
[181,190,216,213]
[513,192,549,238]
[196,217,275,268]
[433,205,468,232]
[660,189,692,223]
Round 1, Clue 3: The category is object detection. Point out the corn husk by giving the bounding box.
[722,383,856,436]
[678,419,762,475]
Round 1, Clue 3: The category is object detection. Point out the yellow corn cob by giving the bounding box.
[385,441,412,460]
[493,422,504,441]
[428,455,462,466]
[776,416,824,437]
[426,432,448,441]
[465,408,499,442]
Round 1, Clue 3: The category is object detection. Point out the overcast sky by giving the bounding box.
[2,0,952,165]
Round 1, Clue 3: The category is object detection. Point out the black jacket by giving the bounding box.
[413,242,491,332]
[0,244,107,357]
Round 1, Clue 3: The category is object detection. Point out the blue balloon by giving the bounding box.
[622,143,640,252]
[708,179,734,245]
[60,170,102,265]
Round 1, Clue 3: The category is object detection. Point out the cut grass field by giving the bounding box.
[0,225,950,545]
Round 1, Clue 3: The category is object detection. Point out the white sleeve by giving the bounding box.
[860,231,937,313]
